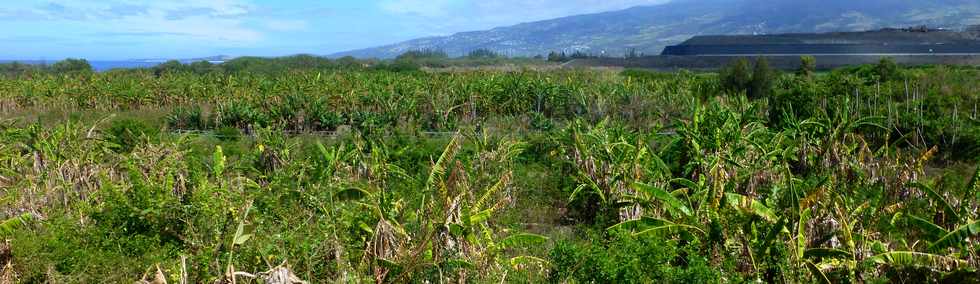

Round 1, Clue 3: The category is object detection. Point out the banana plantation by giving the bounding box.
[1,63,980,283]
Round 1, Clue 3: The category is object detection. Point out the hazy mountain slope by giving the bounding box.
[334,0,980,58]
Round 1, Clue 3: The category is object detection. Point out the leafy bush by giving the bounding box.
[876,57,902,82]
[167,106,208,130]
[798,55,817,78]
[549,231,719,283]
[721,57,773,99]
[396,49,449,61]
[216,102,268,129]
[768,76,823,128]
[371,60,422,72]
[308,108,343,131]
[105,118,159,152]
[466,49,499,59]
[720,58,752,94]
[529,112,554,131]
[347,111,395,134]
[749,57,774,99]
[51,58,93,74]
[214,126,242,141]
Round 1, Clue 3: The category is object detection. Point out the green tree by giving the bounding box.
[395,49,448,61]
[187,61,217,74]
[720,58,752,94]
[467,48,499,59]
[749,57,774,99]
[335,56,360,68]
[153,60,186,76]
[0,61,35,76]
[797,55,816,78]
[875,57,901,82]
[51,58,93,73]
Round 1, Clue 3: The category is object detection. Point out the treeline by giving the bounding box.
[389,48,548,69]
[546,50,612,62]
[708,55,980,160]
[545,48,649,62]
[0,49,553,77]
[0,47,659,76]
[0,58,95,76]
[152,55,370,75]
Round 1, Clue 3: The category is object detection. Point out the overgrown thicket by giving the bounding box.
[1,62,980,283]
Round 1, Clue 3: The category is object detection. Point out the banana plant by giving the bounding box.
[564,119,654,224]
[894,167,980,256]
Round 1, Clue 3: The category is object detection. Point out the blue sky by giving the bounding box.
[0,0,668,60]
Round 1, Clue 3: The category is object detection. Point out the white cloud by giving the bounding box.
[264,19,309,32]
[3,0,264,43]
[379,0,457,18]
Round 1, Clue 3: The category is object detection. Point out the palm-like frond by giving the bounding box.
[929,220,980,252]
[797,208,811,260]
[909,181,959,224]
[868,251,966,271]
[499,233,549,249]
[725,193,777,222]
[804,248,853,260]
[427,134,462,195]
[608,216,705,235]
[632,182,692,216]
[805,261,832,284]
[0,213,32,236]
[634,223,706,237]
[894,212,948,241]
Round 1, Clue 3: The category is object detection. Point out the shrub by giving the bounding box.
[309,109,343,131]
[548,231,720,283]
[347,111,394,134]
[798,55,817,78]
[467,49,499,59]
[153,60,186,76]
[876,57,902,82]
[372,60,421,72]
[51,58,93,74]
[216,102,268,129]
[721,57,774,99]
[105,119,159,152]
[396,49,449,61]
[214,126,242,142]
[768,76,822,128]
[720,58,752,94]
[749,57,774,99]
[529,112,554,131]
[167,106,207,130]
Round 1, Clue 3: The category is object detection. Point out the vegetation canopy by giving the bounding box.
[0,58,979,283]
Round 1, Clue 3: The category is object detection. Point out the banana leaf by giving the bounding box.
[869,251,966,271]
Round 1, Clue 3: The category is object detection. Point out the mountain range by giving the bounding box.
[332,0,980,59]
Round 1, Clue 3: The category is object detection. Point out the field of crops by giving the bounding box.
[1,61,980,283]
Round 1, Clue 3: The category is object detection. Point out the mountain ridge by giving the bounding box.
[332,0,980,59]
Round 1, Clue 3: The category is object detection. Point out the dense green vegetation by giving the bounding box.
[0,58,95,76]
[0,53,552,79]
[1,59,980,283]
